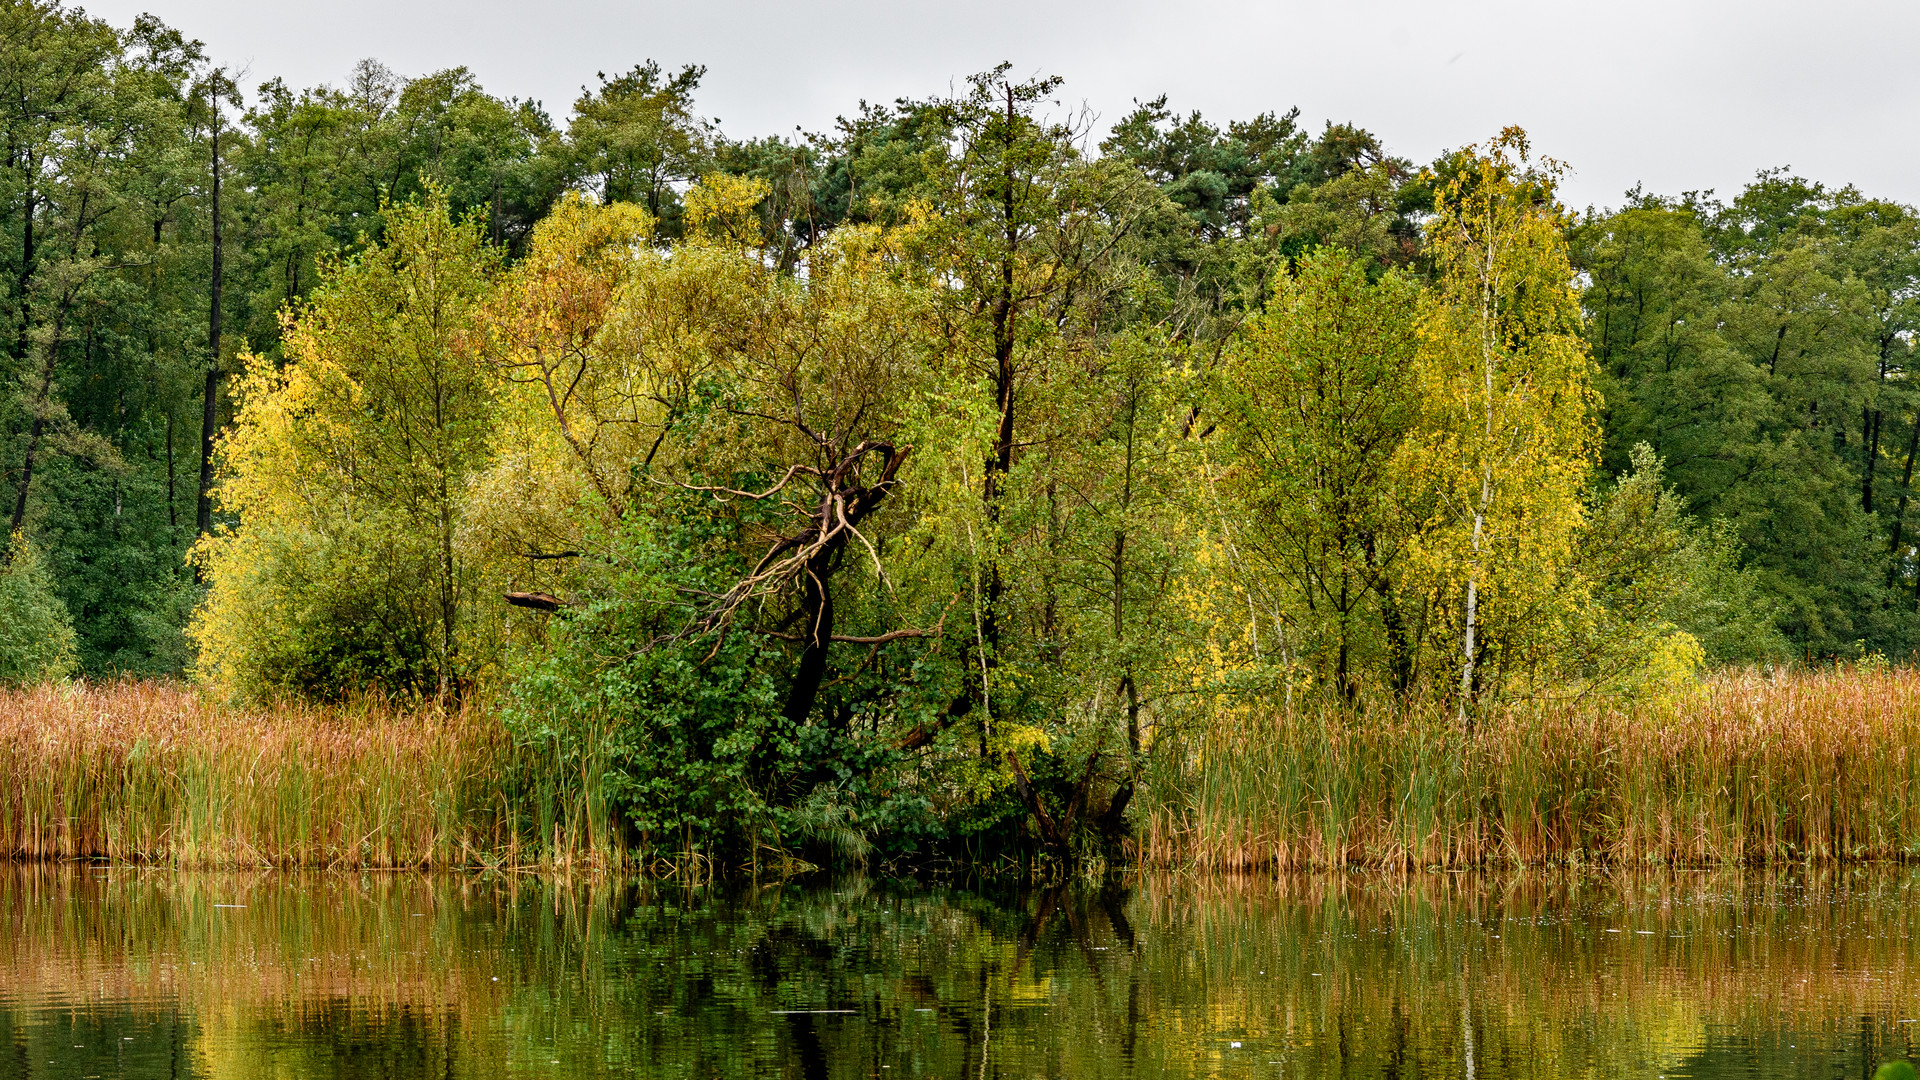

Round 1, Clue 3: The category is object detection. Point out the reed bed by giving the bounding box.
[6,668,1919,873]
[1141,666,1920,870]
[0,680,620,869]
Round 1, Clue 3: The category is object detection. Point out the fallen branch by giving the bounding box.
[504,591,564,613]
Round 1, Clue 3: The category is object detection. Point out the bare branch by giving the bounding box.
[755,602,952,646]
[666,463,819,501]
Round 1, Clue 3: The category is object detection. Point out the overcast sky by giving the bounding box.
[77,0,1920,213]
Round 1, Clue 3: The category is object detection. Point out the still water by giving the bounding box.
[0,865,1915,1078]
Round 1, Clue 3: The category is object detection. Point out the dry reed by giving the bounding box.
[1140,665,1920,870]
[0,680,619,869]
[7,668,1919,873]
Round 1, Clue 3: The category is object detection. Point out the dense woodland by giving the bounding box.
[0,0,1916,860]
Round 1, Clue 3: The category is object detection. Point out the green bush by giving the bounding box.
[500,492,954,866]
[0,533,78,686]
[502,502,797,860]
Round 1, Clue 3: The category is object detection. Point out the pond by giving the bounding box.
[0,866,1915,1078]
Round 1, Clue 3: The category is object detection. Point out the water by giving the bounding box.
[0,866,1916,1078]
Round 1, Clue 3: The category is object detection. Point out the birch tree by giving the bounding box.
[1399,129,1599,720]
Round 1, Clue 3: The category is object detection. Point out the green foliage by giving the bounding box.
[1875,1062,1919,1080]
[11,6,1920,870]
[1398,131,1603,706]
[0,534,77,685]
[1581,446,1788,665]
[1218,247,1422,695]
[191,193,501,699]
[567,61,709,234]
[1573,179,1920,659]
[500,499,941,863]
[1101,96,1307,240]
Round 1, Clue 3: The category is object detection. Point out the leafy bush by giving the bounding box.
[502,500,797,860]
[500,490,955,865]
[0,534,78,686]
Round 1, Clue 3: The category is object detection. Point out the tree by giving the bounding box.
[191,64,234,541]
[919,66,1155,741]
[1218,246,1422,697]
[1574,176,1920,658]
[191,192,500,699]
[0,0,121,541]
[566,61,708,233]
[1397,129,1599,716]
[1037,329,1197,835]
[475,183,953,858]
[1100,96,1305,242]
[0,530,75,683]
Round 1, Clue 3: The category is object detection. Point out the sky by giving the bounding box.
[79,0,1920,213]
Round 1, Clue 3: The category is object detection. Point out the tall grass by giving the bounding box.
[1140,666,1920,870]
[0,680,625,869]
[9,668,1920,872]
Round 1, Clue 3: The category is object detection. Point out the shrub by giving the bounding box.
[0,534,77,686]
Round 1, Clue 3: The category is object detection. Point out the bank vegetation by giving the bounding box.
[1,4,1918,870]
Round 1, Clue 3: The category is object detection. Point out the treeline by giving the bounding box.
[1,0,1918,862]
[1578,182,1920,655]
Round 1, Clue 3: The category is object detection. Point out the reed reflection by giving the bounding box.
[0,866,1915,1078]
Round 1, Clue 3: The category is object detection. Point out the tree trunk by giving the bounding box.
[7,347,57,538]
[1886,411,1920,588]
[166,409,176,531]
[781,547,837,729]
[1461,465,1487,732]
[196,97,223,540]
[974,84,1022,752]
[490,168,503,247]
[15,153,33,363]
[771,443,909,730]
[1863,407,1882,515]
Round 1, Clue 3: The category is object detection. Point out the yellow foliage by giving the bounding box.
[684,172,770,248]
[1396,129,1602,704]
[191,195,503,699]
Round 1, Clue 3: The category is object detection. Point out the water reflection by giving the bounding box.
[0,866,1915,1078]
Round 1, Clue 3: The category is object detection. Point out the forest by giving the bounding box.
[2,0,1918,869]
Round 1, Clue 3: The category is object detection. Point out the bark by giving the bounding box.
[894,693,972,753]
[1337,580,1353,705]
[1380,587,1414,695]
[975,81,1020,747]
[1888,411,1920,588]
[7,346,57,538]
[1461,486,1485,732]
[1863,407,1882,515]
[770,443,910,729]
[165,409,176,530]
[1096,779,1133,841]
[195,95,223,539]
[782,546,838,730]
[14,151,33,363]
[504,591,563,612]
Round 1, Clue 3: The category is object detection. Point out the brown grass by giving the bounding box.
[0,680,615,869]
[5,668,1918,873]
[1138,665,1920,870]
